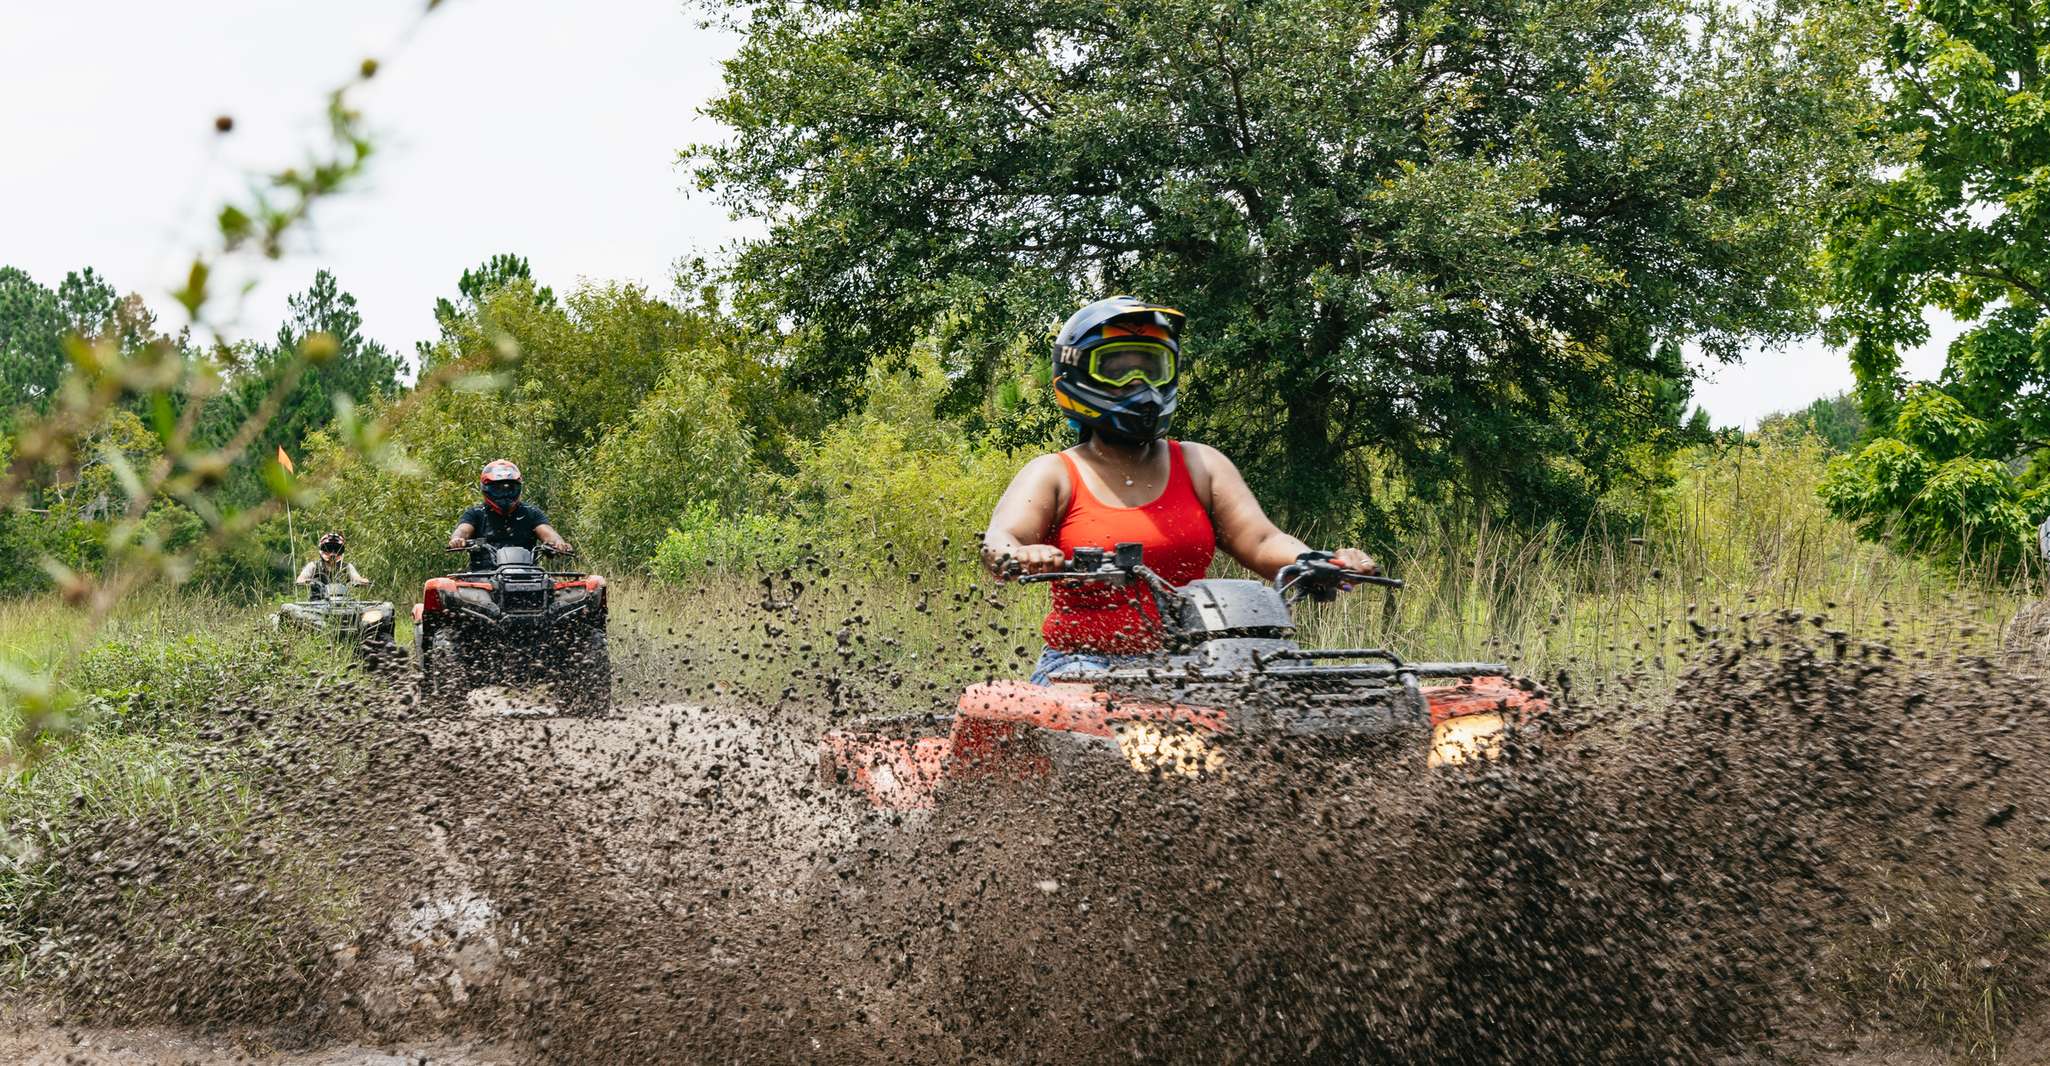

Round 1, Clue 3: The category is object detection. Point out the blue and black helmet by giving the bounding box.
[1050,296,1186,444]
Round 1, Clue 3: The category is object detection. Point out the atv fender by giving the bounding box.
[817,724,953,811]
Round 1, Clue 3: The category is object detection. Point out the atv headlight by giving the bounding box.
[360,609,386,625]
[1428,713,1507,768]
[1114,721,1226,778]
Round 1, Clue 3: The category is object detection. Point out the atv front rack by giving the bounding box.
[1049,644,1510,685]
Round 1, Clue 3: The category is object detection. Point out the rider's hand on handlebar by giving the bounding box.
[1003,544,1067,578]
[1328,547,1378,576]
[448,535,471,551]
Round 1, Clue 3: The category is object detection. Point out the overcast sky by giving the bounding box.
[2,0,1954,428]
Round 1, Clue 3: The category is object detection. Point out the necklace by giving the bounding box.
[1092,439,1155,487]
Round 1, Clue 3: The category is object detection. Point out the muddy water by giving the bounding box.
[7,617,2050,1064]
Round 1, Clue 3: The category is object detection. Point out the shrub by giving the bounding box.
[570,360,757,571]
[65,628,291,736]
[783,353,1022,564]
[649,501,807,582]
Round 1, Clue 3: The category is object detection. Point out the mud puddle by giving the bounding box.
[8,618,2050,1063]
[0,1013,518,1066]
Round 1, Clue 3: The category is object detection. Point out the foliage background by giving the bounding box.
[0,0,2035,626]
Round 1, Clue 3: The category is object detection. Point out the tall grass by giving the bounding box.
[0,591,366,981]
[625,429,2034,715]
[1302,430,2030,685]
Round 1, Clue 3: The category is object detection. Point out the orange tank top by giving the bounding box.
[1041,440,1217,654]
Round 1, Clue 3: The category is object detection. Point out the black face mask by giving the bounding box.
[484,483,522,510]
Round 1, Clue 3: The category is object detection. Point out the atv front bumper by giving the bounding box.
[819,676,1546,811]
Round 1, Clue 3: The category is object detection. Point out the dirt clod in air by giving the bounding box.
[7,604,2050,1064]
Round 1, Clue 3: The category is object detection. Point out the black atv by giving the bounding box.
[273,580,401,667]
[413,540,611,717]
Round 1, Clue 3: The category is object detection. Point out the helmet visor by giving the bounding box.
[483,480,522,506]
[1088,342,1176,389]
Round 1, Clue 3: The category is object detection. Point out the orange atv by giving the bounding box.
[818,544,1546,810]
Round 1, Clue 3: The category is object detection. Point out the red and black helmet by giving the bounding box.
[480,459,523,514]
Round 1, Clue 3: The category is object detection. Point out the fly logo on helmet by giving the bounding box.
[480,459,523,515]
[1050,296,1185,444]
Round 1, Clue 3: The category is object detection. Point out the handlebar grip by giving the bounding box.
[1350,574,1404,589]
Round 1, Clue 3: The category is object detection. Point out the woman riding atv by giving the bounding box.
[982,296,1377,685]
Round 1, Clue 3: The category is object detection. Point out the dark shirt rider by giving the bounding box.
[456,500,551,550]
[448,459,572,555]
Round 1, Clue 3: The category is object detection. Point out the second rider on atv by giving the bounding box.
[417,458,609,717]
[449,459,573,560]
[298,531,371,589]
[981,296,1378,684]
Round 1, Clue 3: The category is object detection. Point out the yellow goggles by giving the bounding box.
[1088,342,1177,388]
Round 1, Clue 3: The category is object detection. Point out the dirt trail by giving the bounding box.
[8,621,2050,1063]
[0,1012,517,1066]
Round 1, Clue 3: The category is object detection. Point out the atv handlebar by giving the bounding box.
[1005,543,1398,601]
[1011,542,1155,587]
[1277,551,1401,604]
[446,539,575,557]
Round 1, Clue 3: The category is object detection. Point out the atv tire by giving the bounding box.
[362,629,404,675]
[417,628,469,716]
[563,627,612,718]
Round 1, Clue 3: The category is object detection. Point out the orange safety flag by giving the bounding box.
[276,447,295,474]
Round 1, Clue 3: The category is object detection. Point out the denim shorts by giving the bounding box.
[1030,648,1150,686]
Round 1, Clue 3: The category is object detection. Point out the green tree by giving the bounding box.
[1760,391,1865,453]
[428,253,558,352]
[419,275,802,459]
[1820,386,2033,563]
[1819,0,2050,565]
[693,0,1874,534]
[234,269,400,493]
[458,253,554,308]
[55,267,117,340]
[0,266,68,421]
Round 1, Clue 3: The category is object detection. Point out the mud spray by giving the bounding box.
[6,591,2050,1064]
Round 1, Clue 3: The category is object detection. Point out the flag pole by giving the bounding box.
[277,447,298,571]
